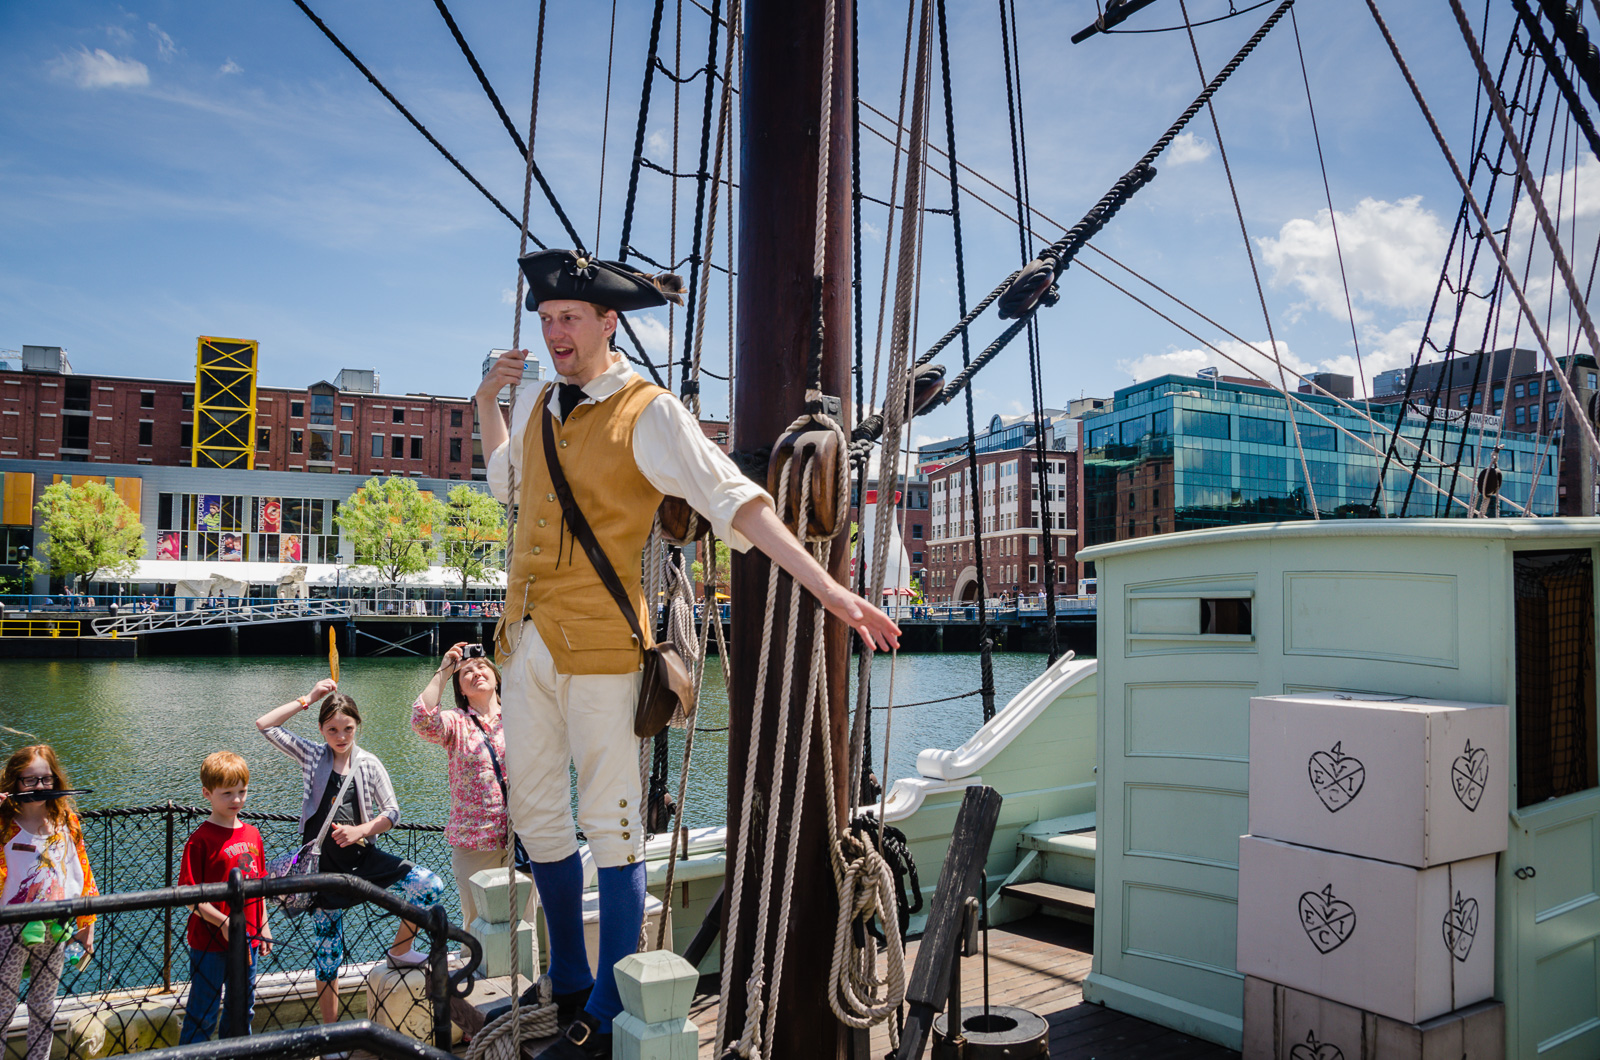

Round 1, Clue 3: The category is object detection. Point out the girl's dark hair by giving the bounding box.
[318,693,362,726]
[453,659,503,711]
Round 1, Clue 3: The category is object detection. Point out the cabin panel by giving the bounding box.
[1282,571,1459,668]
[1125,784,1246,870]
[1125,681,1252,761]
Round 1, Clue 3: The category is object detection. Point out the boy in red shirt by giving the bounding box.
[179,752,272,1043]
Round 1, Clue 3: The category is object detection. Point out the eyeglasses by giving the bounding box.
[15,776,55,790]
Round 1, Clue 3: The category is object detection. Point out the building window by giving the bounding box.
[1152,489,1160,507]
[1240,416,1285,445]
[291,400,304,418]
[409,436,422,460]
[1516,406,1527,425]
[310,394,334,425]
[140,392,155,408]
[911,551,924,564]
[291,430,304,454]
[451,409,463,428]
[182,393,194,411]
[1514,383,1526,398]
[1459,393,1470,408]
[340,432,352,456]
[1472,392,1482,406]
[1589,372,1598,390]
[450,437,463,462]
[1530,404,1540,422]
[309,429,334,462]
[1029,537,1038,555]
[341,404,354,421]
[180,423,193,448]
[393,407,406,423]
[911,524,923,539]
[392,436,405,458]
[257,427,270,451]
[372,434,384,458]
[138,421,153,446]
[1549,401,1561,421]
[1549,379,1561,394]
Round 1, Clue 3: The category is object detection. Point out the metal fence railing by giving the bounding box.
[0,870,479,1060]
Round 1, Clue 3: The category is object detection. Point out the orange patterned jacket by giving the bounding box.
[0,811,100,933]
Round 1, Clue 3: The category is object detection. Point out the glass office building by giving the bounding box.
[1082,375,1559,549]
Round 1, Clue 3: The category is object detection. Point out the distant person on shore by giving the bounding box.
[178,751,271,1044]
[411,642,527,928]
[256,681,444,1025]
[0,745,98,1060]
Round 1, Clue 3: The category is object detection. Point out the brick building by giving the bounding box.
[924,447,1078,604]
[0,351,729,480]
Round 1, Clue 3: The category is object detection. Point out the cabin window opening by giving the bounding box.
[1201,597,1252,635]
[1514,548,1598,807]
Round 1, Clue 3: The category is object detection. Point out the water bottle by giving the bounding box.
[64,942,86,970]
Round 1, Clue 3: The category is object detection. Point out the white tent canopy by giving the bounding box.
[100,560,506,591]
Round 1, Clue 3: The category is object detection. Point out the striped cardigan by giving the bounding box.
[260,727,401,838]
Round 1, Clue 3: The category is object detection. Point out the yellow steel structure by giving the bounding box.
[193,336,259,469]
[0,619,82,638]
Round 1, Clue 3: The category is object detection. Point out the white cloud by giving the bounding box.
[500,287,518,307]
[628,312,672,357]
[1258,196,1450,320]
[104,25,134,44]
[646,129,669,155]
[149,23,178,60]
[51,48,150,89]
[1118,338,1315,386]
[219,59,242,75]
[1168,132,1212,166]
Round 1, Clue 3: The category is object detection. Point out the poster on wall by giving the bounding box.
[258,496,281,533]
[282,534,302,562]
[158,532,181,560]
[199,494,223,531]
[221,533,242,561]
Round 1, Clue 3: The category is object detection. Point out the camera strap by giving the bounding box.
[464,712,510,798]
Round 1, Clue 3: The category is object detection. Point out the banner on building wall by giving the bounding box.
[220,533,242,561]
[199,494,222,531]
[158,532,181,561]
[282,534,302,562]
[258,496,281,533]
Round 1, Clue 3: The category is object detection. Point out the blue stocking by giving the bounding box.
[585,862,646,1031]
[527,853,592,997]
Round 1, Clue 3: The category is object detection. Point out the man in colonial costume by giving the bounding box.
[477,249,898,1058]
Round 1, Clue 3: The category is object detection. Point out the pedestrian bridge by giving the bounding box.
[90,598,355,636]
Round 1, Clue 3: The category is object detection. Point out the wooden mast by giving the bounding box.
[723,0,854,1056]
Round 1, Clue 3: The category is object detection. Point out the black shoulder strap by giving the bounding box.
[465,712,509,797]
[541,407,648,648]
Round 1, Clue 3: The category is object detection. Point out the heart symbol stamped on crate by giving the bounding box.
[1451,740,1489,812]
[1307,741,1365,813]
[1288,1031,1345,1060]
[1442,891,1479,962]
[1299,884,1357,954]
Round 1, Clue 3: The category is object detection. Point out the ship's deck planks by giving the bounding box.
[675,913,1240,1059]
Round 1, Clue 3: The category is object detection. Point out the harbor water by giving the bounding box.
[1,651,1061,827]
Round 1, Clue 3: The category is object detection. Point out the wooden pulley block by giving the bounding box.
[768,422,844,538]
[657,495,709,545]
[911,363,946,416]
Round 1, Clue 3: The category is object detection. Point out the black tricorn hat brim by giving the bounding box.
[518,249,670,313]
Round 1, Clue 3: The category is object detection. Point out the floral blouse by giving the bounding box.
[0,812,99,933]
[410,697,509,851]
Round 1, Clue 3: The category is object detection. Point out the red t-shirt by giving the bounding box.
[178,821,266,952]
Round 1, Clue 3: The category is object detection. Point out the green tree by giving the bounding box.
[28,481,146,586]
[336,476,445,588]
[438,484,506,595]
[690,536,732,593]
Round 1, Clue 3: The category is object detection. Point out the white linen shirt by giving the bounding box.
[487,356,771,551]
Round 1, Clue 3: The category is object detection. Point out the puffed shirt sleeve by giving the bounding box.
[633,394,773,551]
[486,386,540,504]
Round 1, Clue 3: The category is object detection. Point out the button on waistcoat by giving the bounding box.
[503,377,666,674]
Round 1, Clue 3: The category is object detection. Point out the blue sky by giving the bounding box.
[1,1,1582,447]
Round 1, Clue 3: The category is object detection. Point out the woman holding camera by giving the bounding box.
[412,641,520,927]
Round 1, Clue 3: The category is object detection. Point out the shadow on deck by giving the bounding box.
[660,914,1237,1058]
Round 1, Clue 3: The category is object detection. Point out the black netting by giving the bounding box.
[1515,549,1598,807]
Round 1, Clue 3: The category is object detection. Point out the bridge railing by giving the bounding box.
[89,599,355,636]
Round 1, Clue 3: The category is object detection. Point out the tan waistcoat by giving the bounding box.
[500,377,665,674]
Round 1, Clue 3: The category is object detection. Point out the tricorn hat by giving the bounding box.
[517,249,685,313]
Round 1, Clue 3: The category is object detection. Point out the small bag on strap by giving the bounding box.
[541,409,692,738]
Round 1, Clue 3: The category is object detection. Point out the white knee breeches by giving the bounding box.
[500,621,645,868]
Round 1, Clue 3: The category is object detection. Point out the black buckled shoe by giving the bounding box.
[533,1011,609,1059]
[519,983,592,1026]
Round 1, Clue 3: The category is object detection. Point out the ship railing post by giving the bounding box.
[224,867,248,1038]
[163,800,174,992]
[427,902,451,1050]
